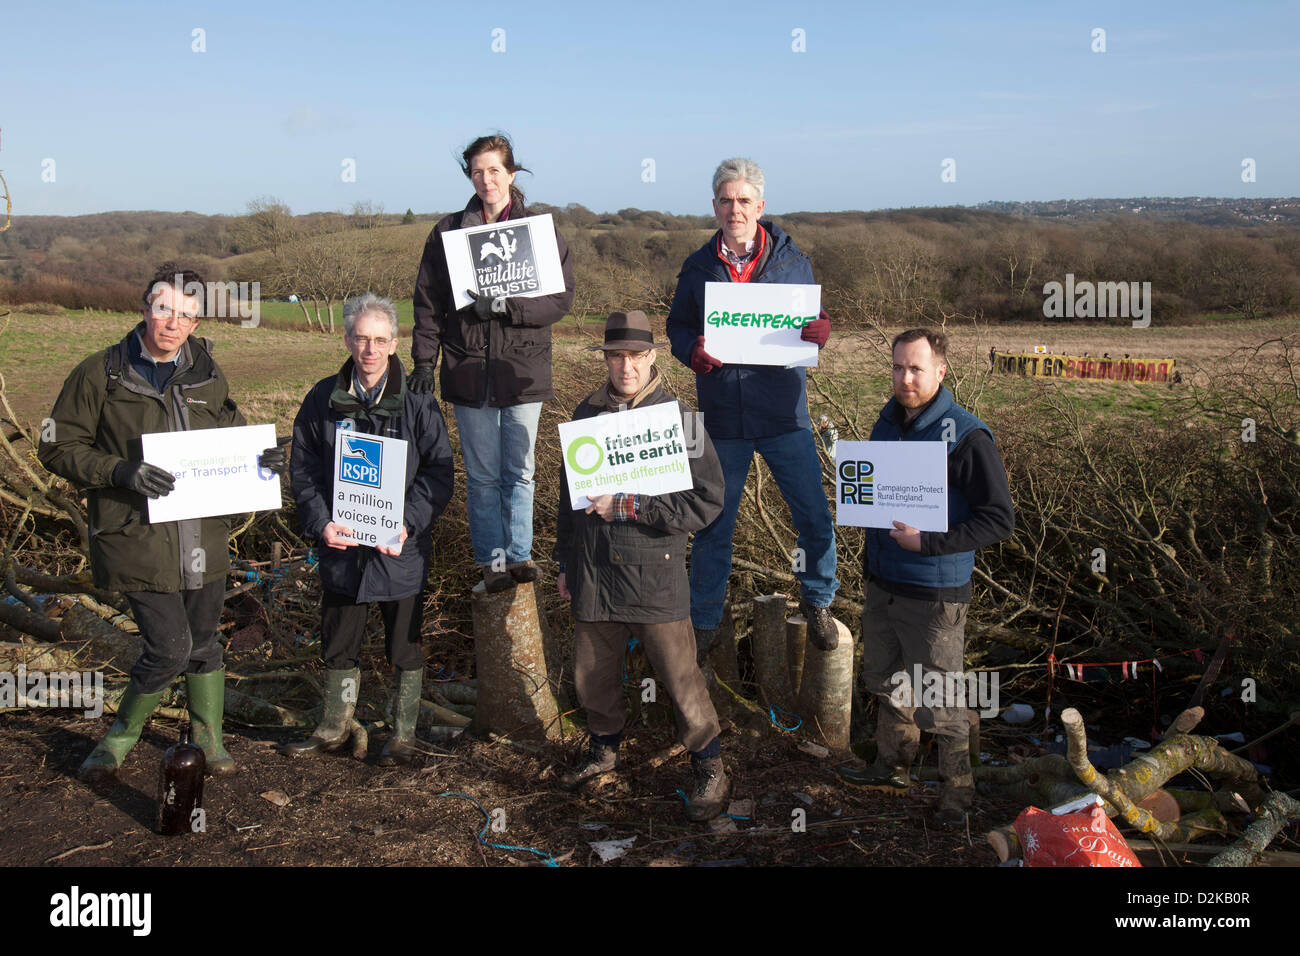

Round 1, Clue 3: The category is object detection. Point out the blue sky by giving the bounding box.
[3,0,1297,217]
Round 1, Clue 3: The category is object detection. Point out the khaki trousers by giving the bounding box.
[860,584,975,809]
[574,618,721,754]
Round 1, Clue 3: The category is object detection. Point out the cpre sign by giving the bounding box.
[702,282,820,367]
[332,430,408,550]
[835,440,948,532]
[442,213,566,310]
[558,402,693,509]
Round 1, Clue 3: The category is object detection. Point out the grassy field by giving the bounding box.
[2,308,1296,433]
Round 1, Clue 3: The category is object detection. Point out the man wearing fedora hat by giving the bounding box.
[553,311,731,821]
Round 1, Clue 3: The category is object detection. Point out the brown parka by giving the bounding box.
[554,370,724,623]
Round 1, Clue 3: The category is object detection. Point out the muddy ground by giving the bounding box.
[1,703,1022,868]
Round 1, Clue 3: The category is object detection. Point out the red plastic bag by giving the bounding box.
[1013,798,1140,867]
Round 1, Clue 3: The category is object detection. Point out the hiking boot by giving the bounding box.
[78,684,167,784]
[558,740,619,791]
[693,626,719,666]
[185,669,236,777]
[378,668,423,766]
[684,755,731,822]
[279,667,359,757]
[483,567,515,593]
[835,760,910,795]
[507,561,538,583]
[801,602,838,651]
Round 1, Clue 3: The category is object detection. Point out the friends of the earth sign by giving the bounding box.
[992,351,1176,383]
[702,282,820,367]
[558,401,692,509]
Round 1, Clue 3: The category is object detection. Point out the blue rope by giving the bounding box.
[436,791,558,867]
[768,705,803,732]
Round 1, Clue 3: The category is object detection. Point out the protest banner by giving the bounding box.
[331,431,408,551]
[702,281,820,367]
[558,401,692,509]
[991,350,1176,383]
[142,424,282,522]
[442,213,565,310]
[835,440,948,532]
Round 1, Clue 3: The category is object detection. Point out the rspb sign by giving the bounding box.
[834,440,949,532]
[331,431,408,550]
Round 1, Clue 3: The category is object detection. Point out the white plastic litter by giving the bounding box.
[589,836,637,862]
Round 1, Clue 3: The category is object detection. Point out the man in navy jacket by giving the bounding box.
[282,293,454,765]
[837,328,1014,827]
[666,158,839,655]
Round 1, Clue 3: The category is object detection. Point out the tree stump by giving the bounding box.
[469,581,562,742]
[752,594,792,711]
[786,614,808,696]
[795,618,854,752]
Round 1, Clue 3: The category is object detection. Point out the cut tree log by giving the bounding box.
[794,617,854,753]
[469,581,562,742]
[786,614,808,697]
[1207,792,1300,867]
[752,594,793,711]
[1060,708,1231,842]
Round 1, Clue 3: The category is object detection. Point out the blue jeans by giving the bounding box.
[689,428,838,629]
[453,401,542,567]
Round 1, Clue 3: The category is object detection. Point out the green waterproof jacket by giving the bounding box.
[38,324,247,593]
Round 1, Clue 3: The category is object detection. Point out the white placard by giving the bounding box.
[443,213,565,310]
[331,430,408,550]
[835,440,949,532]
[558,402,693,509]
[702,282,820,367]
[143,424,282,523]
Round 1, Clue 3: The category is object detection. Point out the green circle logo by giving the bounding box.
[566,436,604,475]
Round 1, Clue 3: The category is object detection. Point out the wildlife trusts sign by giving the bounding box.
[443,213,565,310]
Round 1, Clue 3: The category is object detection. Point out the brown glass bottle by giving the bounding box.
[156,723,206,836]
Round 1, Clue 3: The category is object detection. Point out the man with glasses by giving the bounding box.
[39,262,284,783]
[281,293,454,765]
[554,311,731,821]
[666,157,839,659]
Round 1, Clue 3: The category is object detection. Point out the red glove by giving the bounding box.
[690,336,723,375]
[801,309,830,348]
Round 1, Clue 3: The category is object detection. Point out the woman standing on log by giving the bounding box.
[408,134,575,592]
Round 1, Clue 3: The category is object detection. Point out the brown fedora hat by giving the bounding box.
[589,310,670,351]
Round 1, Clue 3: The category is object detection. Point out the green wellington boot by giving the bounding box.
[279,668,359,757]
[378,668,423,766]
[78,685,167,783]
[185,669,237,777]
[834,759,911,795]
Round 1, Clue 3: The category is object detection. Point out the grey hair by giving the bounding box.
[712,157,765,200]
[343,292,399,339]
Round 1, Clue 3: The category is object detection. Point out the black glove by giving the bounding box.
[466,289,504,321]
[407,363,437,394]
[112,461,176,499]
[258,436,291,476]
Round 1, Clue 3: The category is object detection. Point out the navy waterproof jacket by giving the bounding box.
[666,221,815,440]
[291,356,455,603]
[862,386,1015,599]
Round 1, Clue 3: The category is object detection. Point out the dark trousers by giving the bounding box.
[125,579,226,694]
[573,618,721,753]
[320,590,425,671]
